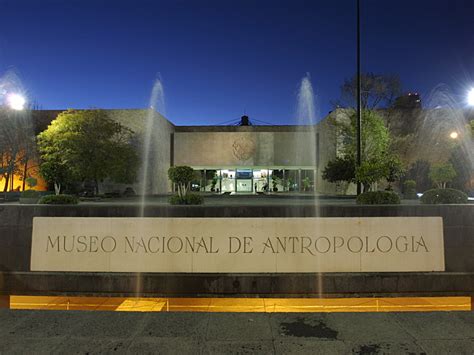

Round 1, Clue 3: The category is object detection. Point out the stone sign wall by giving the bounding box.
[31,217,445,273]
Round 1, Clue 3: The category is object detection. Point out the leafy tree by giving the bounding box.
[385,156,405,190]
[37,109,139,195]
[38,157,71,195]
[339,110,390,162]
[429,163,457,189]
[322,156,355,183]
[324,110,402,191]
[168,166,194,198]
[355,159,388,192]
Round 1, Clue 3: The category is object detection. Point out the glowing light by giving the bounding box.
[6,93,26,110]
[468,88,474,106]
[450,131,459,139]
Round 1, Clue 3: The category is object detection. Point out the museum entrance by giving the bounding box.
[235,169,269,193]
[235,169,253,193]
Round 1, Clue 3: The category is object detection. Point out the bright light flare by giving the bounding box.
[450,131,459,139]
[468,88,474,106]
[6,93,26,110]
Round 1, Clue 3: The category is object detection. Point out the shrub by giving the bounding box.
[25,177,38,189]
[403,180,417,199]
[20,190,40,198]
[39,194,79,205]
[168,166,194,198]
[169,193,204,205]
[322,157,355,184]
[420,188,468,204]
[356,191,400,205]
[429,163,457,189]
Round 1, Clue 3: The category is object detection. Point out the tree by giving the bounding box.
[168,166,194,198]
[337,110,390,163]
[336,73,401,110]
[355,159,388,192]
[385,156,405,190]
[322,156,355,184]
[37,109,139,195]
[429,163,457,189]
[0,108,37,193]
[323,110,403,192]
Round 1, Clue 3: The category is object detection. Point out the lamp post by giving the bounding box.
[356,0,362,195]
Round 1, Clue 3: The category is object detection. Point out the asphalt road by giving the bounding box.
[1,309,473,354]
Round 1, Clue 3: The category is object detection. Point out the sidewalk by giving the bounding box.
[1,309,473,354]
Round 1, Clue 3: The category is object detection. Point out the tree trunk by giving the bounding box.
[54,182,61,195]
[22,158,29,191]
[3,174,9,192]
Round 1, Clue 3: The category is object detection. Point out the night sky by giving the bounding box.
[1,0,473,125]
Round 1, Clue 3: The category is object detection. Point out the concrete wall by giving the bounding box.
[102,110,175,195]
[174,129,317,168]
[0,204,473,297]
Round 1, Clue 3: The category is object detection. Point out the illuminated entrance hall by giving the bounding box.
[190,168,316,193]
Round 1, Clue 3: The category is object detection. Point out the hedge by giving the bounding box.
[356,191,401,205]
[169,193,204,205]
[420,188,468,204]
[39,194,79,205]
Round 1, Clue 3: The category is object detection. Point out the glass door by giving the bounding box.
[236,169,253,193]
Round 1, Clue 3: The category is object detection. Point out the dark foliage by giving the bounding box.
[420,188,468,204]
[356,191,401,205]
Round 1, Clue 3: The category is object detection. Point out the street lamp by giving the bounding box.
[356,0,362,195]
[449,131,458,139]
[468,88,474,106]
[6,93,26,110]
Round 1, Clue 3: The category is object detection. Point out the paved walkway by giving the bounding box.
[1,309,473,354]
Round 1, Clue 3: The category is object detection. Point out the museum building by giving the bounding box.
[30,110,336,195]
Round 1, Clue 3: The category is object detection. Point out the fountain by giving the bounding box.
[295,74,324,296]
[296,74,317,126]
[419,84,473,192]
[135,78,166,295]
[295,73,318,195]
[139,77,166,216]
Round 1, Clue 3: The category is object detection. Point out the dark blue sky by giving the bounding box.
[1,0,473,125]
